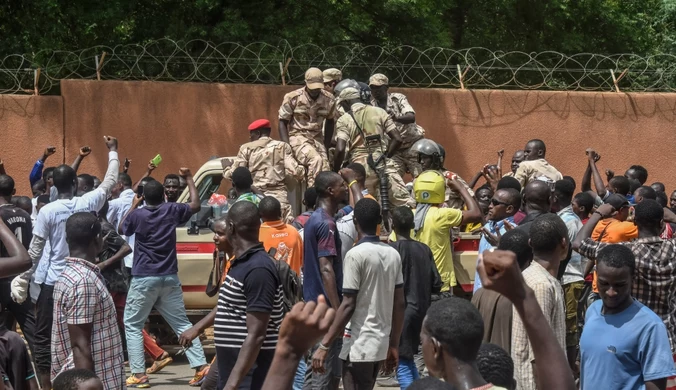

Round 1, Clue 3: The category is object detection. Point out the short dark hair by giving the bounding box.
[118,172,133,188]
[228,200,261,240]
[37,194,50,205]
[636,185,657,201]
[477,183,493,195]
[143,179,165,205]
[424,297,484,362]
[315,171,341,198]
[527,138,546,154]
[562,175,577,191]
[392,206,414,231]
[53,165,77,192]
[597,244,635,275]
[32,179,46,194]
[259,196,282,221]
[656,191,668,208]
[66,212,101,249]
[139,176,155,187]
[303,187,318,209]
[497,176,521,192]
[497,229,532,269]
[609,176,630,196]
[628,178,641,195]
[476,343,514,389]
[634,199,663,229]
[628,165,648,184]
[345,163,366,182]
[44,167,55,180]
[0,175,15,197]
[574,192,595,213]
[554,179,575,203]
[77,174,95,190]
[652,182,666,193]
[11,196,32,212]
[498,188,522,210]
[354,198,381,234]
[164,173,180,184]
[529,214,568,254]
[53,368,101,390]
[231,167,253,189]
[408,377,455,390]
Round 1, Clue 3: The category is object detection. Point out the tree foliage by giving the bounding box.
[0,0,674,56]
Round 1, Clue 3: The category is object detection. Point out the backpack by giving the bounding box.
[268,248,303,313]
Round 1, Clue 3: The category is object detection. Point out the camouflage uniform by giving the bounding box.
[335,103,415,208]
[223,136,304,223]
[371,92,425,179]
[513,158,563,187]
[278,87,335,187]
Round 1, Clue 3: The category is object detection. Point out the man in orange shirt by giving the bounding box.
[259,196,304,275]
[584,193,638,304]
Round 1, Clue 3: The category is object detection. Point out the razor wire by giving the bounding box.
[1,39,676,94]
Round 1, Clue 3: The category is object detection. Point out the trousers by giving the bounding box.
[290,136,329,187]
[124,275,207,374]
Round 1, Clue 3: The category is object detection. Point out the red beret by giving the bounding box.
[248,119,271,131]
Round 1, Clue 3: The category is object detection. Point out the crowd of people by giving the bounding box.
[0,66,672,390]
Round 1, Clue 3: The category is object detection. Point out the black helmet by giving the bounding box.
[333,79,360,97]
[356,82,372,104]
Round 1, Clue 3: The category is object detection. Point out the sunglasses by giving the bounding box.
[490,199,510,207]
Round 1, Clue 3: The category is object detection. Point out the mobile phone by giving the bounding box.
[151,154,162,167]
[137,185,144,197]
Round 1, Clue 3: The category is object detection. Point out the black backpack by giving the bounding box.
[268,248,303,313]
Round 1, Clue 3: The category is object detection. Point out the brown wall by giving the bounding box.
[2,80,676,198]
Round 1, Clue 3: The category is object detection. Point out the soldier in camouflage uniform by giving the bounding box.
[278,67,335,187]
[322,68,342,94]
[369,73,426,179]
[333,87,415,208]
[412,139,475,210]
[222,119,304,223]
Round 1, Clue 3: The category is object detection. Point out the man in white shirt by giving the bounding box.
[311,198,405,390]
[11,136,120,389]
[107,172,136,269]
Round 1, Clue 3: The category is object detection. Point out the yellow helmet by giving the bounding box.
[414,170,446,204]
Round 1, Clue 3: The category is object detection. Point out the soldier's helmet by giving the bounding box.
[333,79,360,97]
[411,139,444,166]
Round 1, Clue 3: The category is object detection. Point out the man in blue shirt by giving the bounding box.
[474,188,521,292]
[303,171,346,390]
[580,244,676,390]
[120,170,208,388]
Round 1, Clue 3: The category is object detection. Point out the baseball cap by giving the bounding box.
[305,68,324,89]
[248,119,271,131]
[605,193,630,210]
[368,73,389,86]
[323,68,342,83]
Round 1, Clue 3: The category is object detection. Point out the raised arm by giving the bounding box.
[586,149,607,199]
[71,146,91,173]
[478,250,575,390]
[179,168,200,214]
[97,137,120,197]
[447,173,482,224]
[132,161,156,192]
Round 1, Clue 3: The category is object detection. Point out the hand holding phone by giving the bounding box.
[151,154,162,167]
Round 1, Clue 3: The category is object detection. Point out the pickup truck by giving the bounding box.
[148,157,481,344]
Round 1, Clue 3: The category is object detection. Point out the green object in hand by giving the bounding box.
[151,154,162,166]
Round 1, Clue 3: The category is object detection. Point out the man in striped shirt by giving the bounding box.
[214,201,284,390]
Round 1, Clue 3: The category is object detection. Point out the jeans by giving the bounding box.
[294,358,307,390]
[34,284,54,376]
[124,274,207,374]
[397,358,420,389]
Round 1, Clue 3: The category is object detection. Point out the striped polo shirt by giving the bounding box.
[214,244,284,349]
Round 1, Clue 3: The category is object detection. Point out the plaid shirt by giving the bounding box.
[579,236,676,352]
[512,261,566,390]
[51,258,125,389]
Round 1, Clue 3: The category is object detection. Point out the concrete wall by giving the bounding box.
[2,80,676,198]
